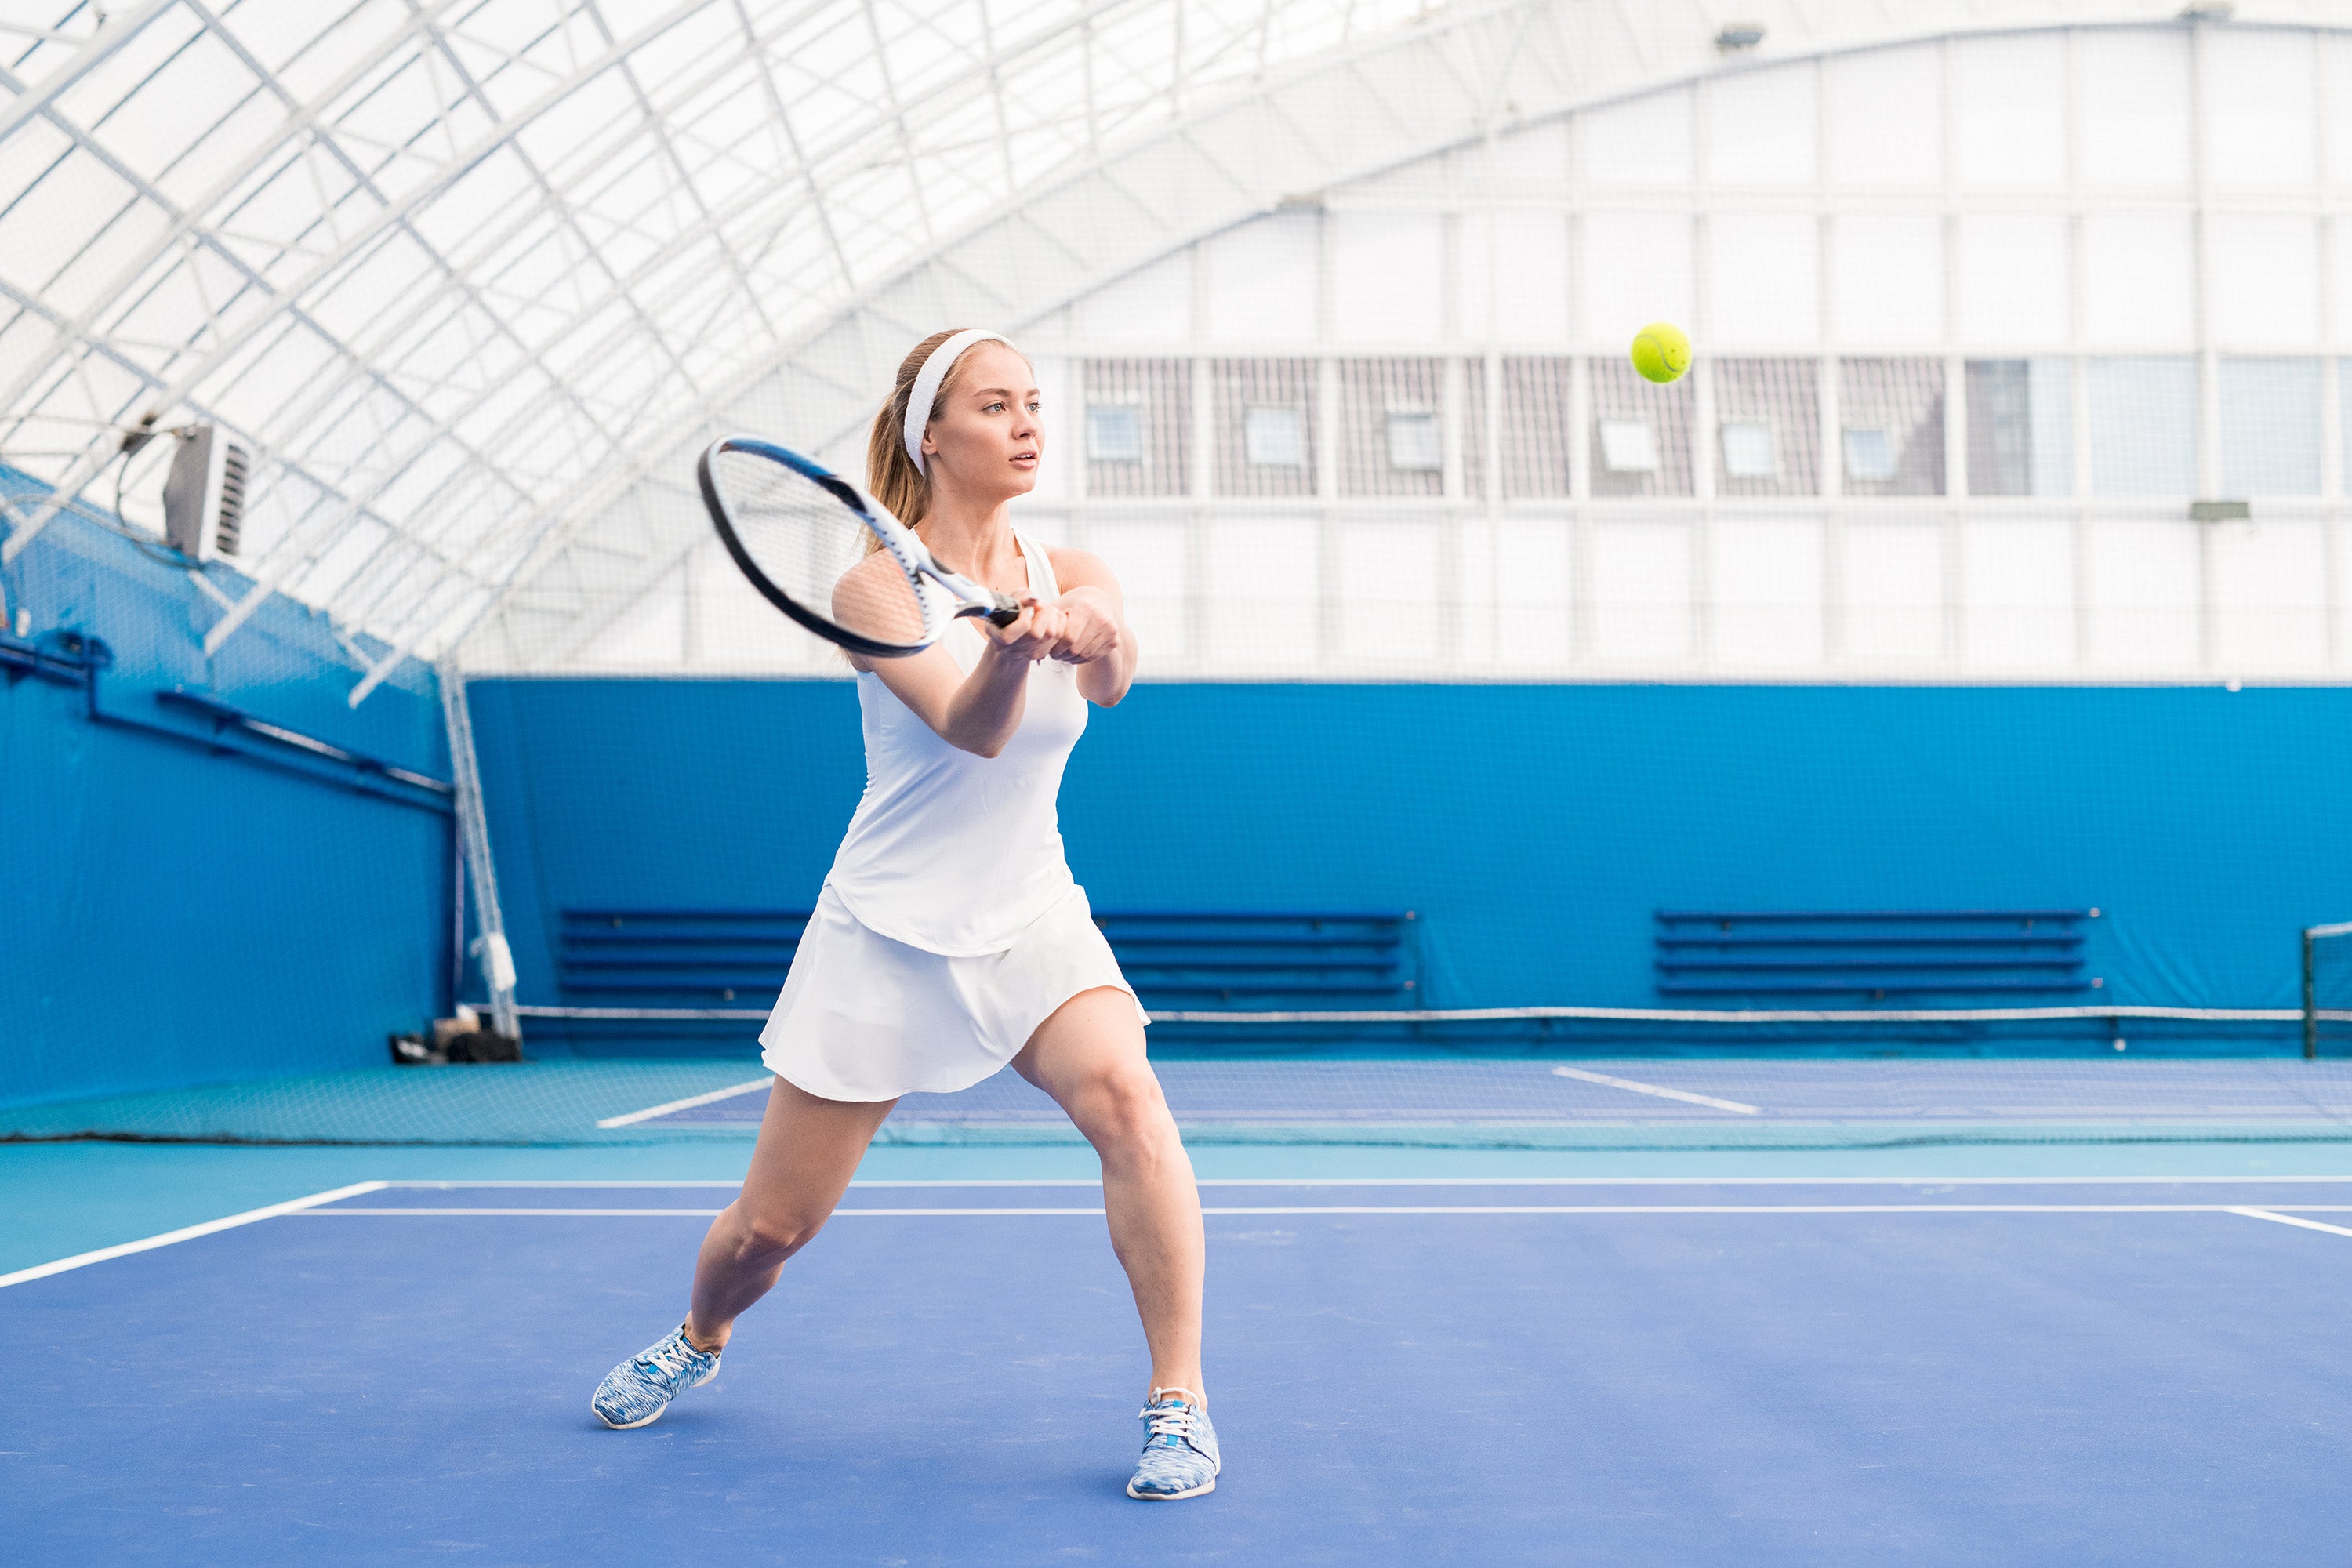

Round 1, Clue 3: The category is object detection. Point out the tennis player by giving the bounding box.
[590,328,1218,1501]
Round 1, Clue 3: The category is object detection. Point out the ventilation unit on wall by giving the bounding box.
[162,423,249,561]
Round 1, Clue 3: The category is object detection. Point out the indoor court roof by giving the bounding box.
[0,0,2310,686]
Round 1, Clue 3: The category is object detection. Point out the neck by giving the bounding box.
[916,486,1019,578]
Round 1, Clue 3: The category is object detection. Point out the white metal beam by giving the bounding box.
[0,0,180,149]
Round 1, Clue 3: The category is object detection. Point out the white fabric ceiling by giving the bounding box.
[1,0,2317,694]
[0,0,1432,684]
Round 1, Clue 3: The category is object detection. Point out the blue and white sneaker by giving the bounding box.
[591,1323,720,1430]
[1127,1388,1219,1500]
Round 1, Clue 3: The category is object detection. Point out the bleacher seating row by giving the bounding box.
[532,905,2096,1054]
[1653,909,2095,1000]
[543,906,1421,1052]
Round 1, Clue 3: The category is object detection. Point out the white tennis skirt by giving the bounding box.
[759,881,1149,1102]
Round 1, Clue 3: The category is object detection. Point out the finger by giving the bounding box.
[986,601,1036,644]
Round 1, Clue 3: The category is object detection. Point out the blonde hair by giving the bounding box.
[865,328,1029,529]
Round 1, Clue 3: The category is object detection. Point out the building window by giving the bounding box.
[1084,359,1190,498]
[1965,359,2072,498]
[1590,358,1695,497]
[1336,359,1447,496]
[2088,357,2198,497]
[1715,360,1820,496]
[1386,408,1442,472]
[1500,358,1574,499]
[1839,358,1945,495]
[1087,405,1142,463]
[2220,358,2321,497]
[1214,360,1316,496]
[1843,427,1896,482]
[1245,405,1308,467]
[1721,421,1777,479]
[1599,419,1659,474]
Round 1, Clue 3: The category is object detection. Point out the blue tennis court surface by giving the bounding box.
[630,1056,2352,1132]
[10,1175,2352,1565]
[23,1057,2352,1151]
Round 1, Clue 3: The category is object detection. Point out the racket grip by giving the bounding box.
[985,597,1021,627]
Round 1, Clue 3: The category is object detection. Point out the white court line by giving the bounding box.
[375,1175,2352,1189]
[595,1076,774,1128]
[0,1181,387,1290]
[297,1207,722,1217]
[1548,1066,1762,1115]
[2230,1207,2352,1238]
[28,1185,2352,1292]
[292,1203,2352,1218]
[299,1207,1100,1217]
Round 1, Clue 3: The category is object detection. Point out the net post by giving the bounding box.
[438,657,521,1043]
[2304,927,2319,1061]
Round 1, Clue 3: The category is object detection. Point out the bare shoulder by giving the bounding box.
[835,548,905,597]
[1046,545,1121,597]
[833,549,920,672]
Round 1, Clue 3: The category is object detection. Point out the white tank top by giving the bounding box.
[823,532,1088,956]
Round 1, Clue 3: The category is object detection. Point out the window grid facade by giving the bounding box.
[523,24,2352,679]
[1005,26,2352,683]
[1031,350,2352,681]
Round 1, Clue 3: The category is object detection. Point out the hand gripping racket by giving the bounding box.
[696,435,1022,658]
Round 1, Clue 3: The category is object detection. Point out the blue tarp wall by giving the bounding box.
[467,675,2352,1055]
[0,476,451,1110]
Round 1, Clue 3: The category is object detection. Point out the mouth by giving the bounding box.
[1010,451,1037,467]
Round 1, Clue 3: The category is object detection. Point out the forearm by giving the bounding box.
[939,645,1031,755]
[1076,636,1137,706]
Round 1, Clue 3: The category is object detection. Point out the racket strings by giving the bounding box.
[710,449,927,648]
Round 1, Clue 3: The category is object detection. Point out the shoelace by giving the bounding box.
[636,1334,704,1384]
[1138,1402,1200,1448]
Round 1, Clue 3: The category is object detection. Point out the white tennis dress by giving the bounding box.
[760,531,1145,1101]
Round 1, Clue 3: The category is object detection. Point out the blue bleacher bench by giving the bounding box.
[1090,911,1421,1011]
[552,907,1421,1019]
[558,908,810,1009]
[1653,909,2096,1000]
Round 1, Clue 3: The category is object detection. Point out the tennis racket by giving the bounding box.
[696,435,1022,658]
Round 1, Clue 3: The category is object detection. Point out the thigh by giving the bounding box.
[1011,987,1160,1127]
[735,1074,898,1229]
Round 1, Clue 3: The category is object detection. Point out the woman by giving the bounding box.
[590,328,1218,1502]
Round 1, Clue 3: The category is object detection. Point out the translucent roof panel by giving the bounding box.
[0,0,1431,682]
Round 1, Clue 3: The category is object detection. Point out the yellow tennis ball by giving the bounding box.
[1630,321,1691,384]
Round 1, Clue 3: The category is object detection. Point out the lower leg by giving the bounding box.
[1099,1110,1206,1398]
[1015,989,1206,1399]
[684,1076,894,1352]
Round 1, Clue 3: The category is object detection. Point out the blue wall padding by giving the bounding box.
[0,479,450,1109]
[466,676,2352,1044]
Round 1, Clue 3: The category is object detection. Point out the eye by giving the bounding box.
[983,401,1006,413]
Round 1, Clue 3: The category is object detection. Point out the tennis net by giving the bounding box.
[14,1032,2352,1149]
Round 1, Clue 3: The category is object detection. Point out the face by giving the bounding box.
[920,341,1041,505]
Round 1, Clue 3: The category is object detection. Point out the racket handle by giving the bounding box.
[984,594,1021,628]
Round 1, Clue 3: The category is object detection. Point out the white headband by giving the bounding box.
[902,328,1007,474]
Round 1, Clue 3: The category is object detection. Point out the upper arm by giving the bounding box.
[858,638,967,732]
[1047,546,1124,612]
[832,552,966,723]
[832,550,928,665]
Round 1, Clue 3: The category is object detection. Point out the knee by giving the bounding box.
[1080,1068,1176,1152]
[729,1205,822,1264]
